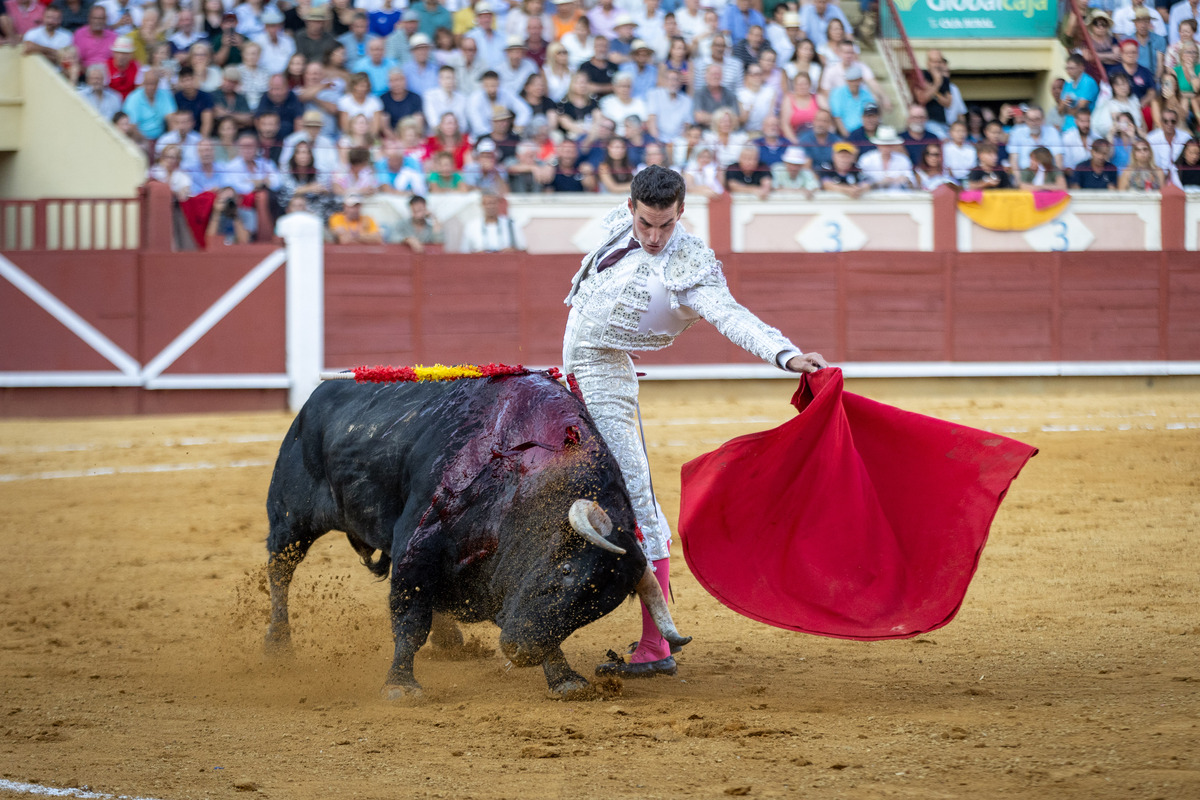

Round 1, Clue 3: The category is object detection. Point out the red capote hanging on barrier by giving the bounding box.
[678,367,1037,641]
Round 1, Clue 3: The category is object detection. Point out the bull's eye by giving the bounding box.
[561,563,573,576]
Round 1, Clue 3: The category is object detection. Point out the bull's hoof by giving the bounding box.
[381,682,424,701]
[264,626,293,657]
[548,674,590,700]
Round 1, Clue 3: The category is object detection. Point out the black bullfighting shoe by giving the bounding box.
[595,650,678,678]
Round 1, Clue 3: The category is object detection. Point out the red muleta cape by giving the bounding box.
[679,367,1037,641]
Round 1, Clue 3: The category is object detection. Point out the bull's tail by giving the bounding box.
[346,533,392,579]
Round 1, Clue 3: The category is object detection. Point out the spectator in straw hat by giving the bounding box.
[618,38,659,98]
[483,103,522,161]
[766,7,802,65]
[1114,0,1168,38]
[1128,8,1168,76]
[282,108,341,176]
[771,145,818,196]
[296,5,339,65]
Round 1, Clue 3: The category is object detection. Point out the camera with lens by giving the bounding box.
[221,197,239,218]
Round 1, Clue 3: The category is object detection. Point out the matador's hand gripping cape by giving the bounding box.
[679,368,1037,641]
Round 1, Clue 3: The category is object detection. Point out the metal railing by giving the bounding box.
[0,194,142,251]
[1064,0,1110,89]
[878,0,928,110]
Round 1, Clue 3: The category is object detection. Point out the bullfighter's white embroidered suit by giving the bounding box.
[563,203,805,560]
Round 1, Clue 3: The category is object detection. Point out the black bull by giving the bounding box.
[264,373,690,698]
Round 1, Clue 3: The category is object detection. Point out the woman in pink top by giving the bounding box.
[780,72,822,141]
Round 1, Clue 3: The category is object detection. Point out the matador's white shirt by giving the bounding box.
[564,203,802,367]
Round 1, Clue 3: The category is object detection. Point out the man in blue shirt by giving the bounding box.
[799,0,848,50]
[618,40,660,98]
[1130,8,1168,75]
[828,64,876,138]
[352,36,398,95]
[720,0,766,45]
[413,0,451,38]
[1059,54,1099,132]
[123,67,177,140]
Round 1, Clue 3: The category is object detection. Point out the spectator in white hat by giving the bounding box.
[403,32,440,95]
[771,146,818,196]
[462,138,510,195]
[858,125,915,192]
[608,13,637,63]
[252,6,296,74]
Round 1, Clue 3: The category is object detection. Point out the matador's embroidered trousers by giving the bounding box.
[563,309,671,562]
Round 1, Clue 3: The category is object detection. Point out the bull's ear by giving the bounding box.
[568,500,626,555]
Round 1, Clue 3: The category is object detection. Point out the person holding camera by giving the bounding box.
[206,186,252,245]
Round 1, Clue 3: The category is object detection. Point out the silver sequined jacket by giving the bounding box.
[564,204,800,364]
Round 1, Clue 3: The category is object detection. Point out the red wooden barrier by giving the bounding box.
[2,246,1199,417]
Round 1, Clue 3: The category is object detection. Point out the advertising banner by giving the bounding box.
[892,0,1059,39]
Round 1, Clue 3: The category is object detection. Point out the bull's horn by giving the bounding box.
[568,500,626,555]
[637,566,692,648]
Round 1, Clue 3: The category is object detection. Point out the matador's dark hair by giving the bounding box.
[630,165,686,210]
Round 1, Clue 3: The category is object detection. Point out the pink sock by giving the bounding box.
[630,557,672,663]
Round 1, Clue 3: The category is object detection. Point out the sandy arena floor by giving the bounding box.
[0,376,1197,800]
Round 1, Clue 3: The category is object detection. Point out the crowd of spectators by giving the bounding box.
[6,0,1200,247]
